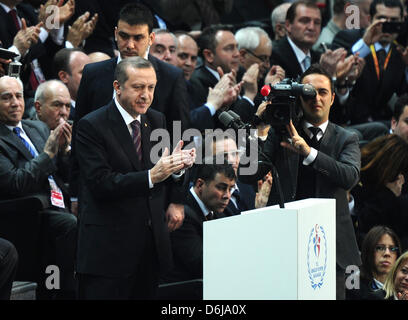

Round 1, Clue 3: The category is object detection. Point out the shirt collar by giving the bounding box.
[302,120,329,138]
[0,3,13,13]
[374,42,391,53]
[6,121,23,132]
[114,96,141,126]
[287,36,311,65]
[190,186,212,218]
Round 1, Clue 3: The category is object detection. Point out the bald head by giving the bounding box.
[34,80,71,130]
[176,34,198,80]
[88,51,111,63]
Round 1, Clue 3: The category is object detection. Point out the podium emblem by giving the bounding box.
[307,224,328,289]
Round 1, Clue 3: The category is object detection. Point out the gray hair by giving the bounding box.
[114,56,154,85]
[152,28,178,48]
[235,27,272,51]
[271,3,291,32]
[34,79,66,104]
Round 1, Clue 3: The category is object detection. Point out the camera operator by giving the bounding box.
[347,0,408,124]
[243,64,361,300]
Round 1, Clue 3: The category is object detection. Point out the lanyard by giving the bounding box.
[370,45,392,80]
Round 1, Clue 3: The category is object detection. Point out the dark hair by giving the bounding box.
[333,0,347,15]
[53,48,84,77]
[118,3,154,33]
[370,0,403,18]
[393,93,408,121]
[197,24,234,58]
[193,161,236,185]
[300,63,334,93]
[286,0,320,23]
[114,56,154,85]
[360,226,401,281]
[361,134,408,190]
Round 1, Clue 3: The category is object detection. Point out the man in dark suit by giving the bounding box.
[342,0,408,124]
[246,64,361,299]
[75,57,195,300]
[271,1,322,80]
[0,76,76,299]
[74,2,190,133]
[163,162,236,283]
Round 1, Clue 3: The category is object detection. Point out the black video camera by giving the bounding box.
[259,79,316,131]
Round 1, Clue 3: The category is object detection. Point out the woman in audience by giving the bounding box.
[353,134,408,249]
[346,226,401,299]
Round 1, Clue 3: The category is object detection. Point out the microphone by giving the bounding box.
[218,111,251,130]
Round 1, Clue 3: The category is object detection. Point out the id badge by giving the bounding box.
[48,176,65,209]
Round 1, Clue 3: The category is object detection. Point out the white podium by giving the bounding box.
[203,198,336,300]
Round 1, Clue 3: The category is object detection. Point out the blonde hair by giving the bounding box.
[383,251,408,299]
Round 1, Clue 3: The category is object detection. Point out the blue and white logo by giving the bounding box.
[307,224,328,289]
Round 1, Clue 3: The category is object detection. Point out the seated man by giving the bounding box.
[0,76,76,299]
[163,162,236,283]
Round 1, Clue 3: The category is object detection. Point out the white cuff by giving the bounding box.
[351,38,370,58]
[148,170,154,189]
[205,103,216,116]
[242,95,255,106]
[303,147,318,165]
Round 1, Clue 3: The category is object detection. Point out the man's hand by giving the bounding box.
[13,19,42,56]
[207,73,233,110]
[264,65,285,86]
[280,120,311,156]
[397,44,408,65]
[255,100,270,118]
[241,63,259,101]
[39,0,75,30]
[165,203,185,231]
[319,48,347,77]
[363,18,386,46]
[58,118,72,153]
[255,171,273,208]
[44,121,66,158]
[66,11,98,47]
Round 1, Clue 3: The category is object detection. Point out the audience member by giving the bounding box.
[74,2,190,133]
[391,93,408,142]
[0,238,18,300]
[245,64,361,299]
[87,51,111,63]
[354,134,408,250]
[271,1,322,79]
[0,76,76,299]
[164,162,236,283]
[53,48,91,120]
[346,0,407,124]
[150,29,178,66]
[368,250,408,299]
[175,33,199,81]
[75,57,195,300]
[270,3,291,42]
[346,226,402,299]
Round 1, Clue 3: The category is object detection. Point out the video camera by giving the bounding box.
[259,79,316,131]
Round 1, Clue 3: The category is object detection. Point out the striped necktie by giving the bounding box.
[13,127,37,158]
[130,120,142,163]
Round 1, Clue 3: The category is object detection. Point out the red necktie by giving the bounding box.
[131,120,143,163]
[9,9,20,31]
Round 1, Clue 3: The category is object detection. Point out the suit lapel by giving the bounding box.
[22,121,45,154]
[0,123,33,160]
[107,101,142,170]
[282,37,303,78]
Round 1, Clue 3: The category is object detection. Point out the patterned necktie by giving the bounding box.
[9,9,20,30]
[232,189,243,212]
[130,120,142,163]
[303,56,311,71]
[308,127,321,149]
[13,127,37,158]
[206,211,214,221]
[376,49,386,73]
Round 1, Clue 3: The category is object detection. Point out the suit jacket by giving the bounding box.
[189,65,256,126]
[165,190,226,282]
[331,28,365,53]
[74,54,190,133]
[271,36,321,80]
[0,120,69,208]
[249,121,362,269]
[75,100,185,278]
[0,3,60,95]
[345,43,407,124]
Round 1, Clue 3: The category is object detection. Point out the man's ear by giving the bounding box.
[203,48,214,64]
[238,48,247,64]
[391,117,398,131]
[113,80,120,95]
[285,20,291,35]
[149,31,155,46]
[58,70,69,84]
[34,101,41,116]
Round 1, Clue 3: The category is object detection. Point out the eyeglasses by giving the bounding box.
[245,49,270,64]
[375,245,399,254]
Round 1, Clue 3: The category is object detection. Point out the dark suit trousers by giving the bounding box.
[0,238,18,300]
[77,226,159,300]
[37,209,77,299]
